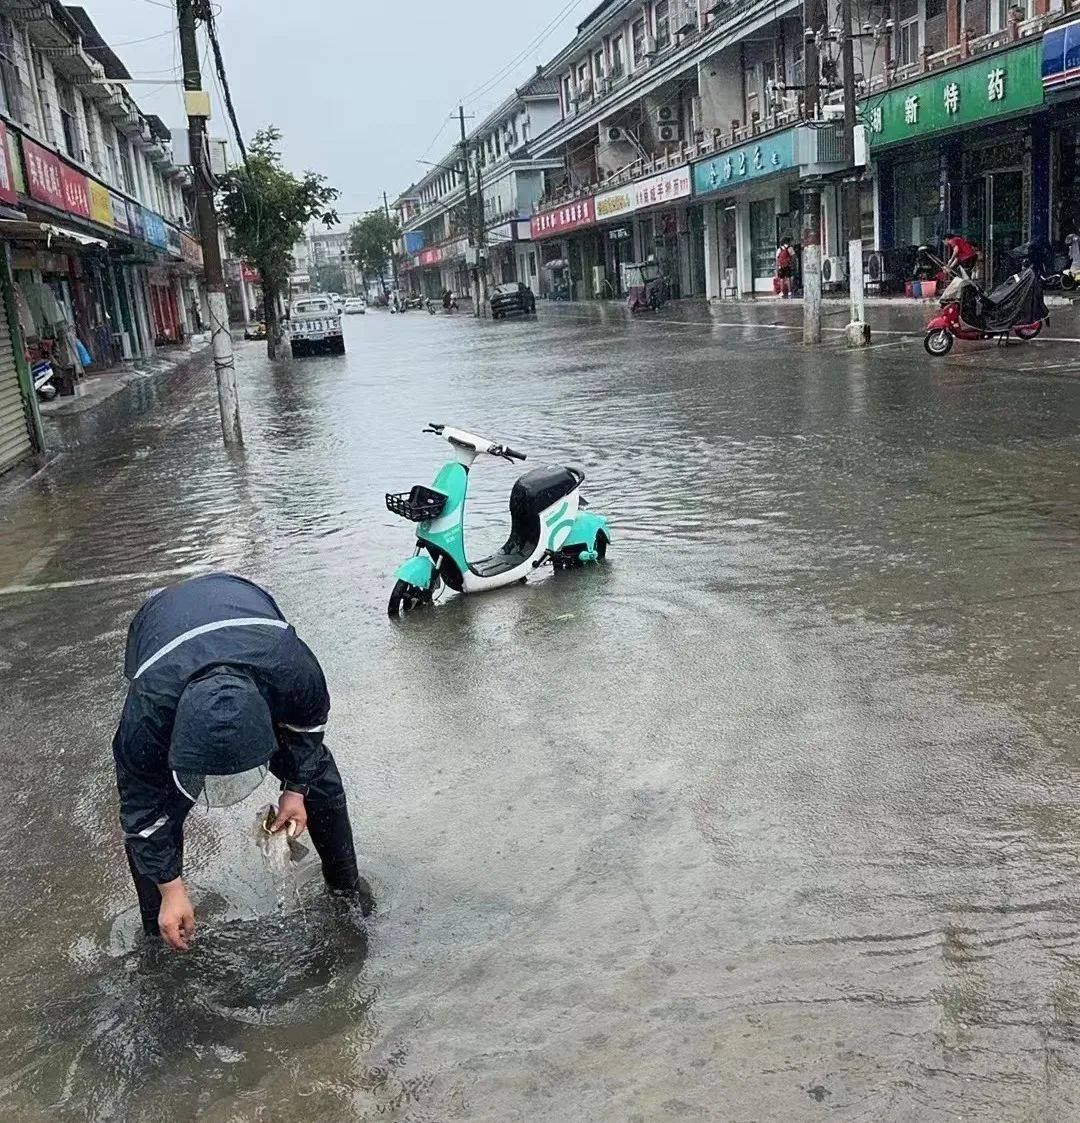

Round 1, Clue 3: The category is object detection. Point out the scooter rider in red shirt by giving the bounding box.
[944,232,979,277]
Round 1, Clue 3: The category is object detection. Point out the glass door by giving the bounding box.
[988,169,1023,284]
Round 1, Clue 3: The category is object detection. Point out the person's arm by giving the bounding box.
[265,632,332,834]
[114,717,194,950]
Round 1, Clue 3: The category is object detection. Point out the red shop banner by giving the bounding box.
[21,136,64,211]
[59,162,90,219]
[529,196,595,240]
[418,246,441,266]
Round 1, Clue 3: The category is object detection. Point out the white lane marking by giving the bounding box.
[134,617,289,679]
[0,565,206,598]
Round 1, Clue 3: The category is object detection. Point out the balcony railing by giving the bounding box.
[864,4,1079,94]
[534,107,803,212]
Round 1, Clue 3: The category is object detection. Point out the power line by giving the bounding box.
[203,3,246,163]
[460,0,589,106]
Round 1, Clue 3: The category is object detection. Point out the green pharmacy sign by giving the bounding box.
[861,43,1043,147]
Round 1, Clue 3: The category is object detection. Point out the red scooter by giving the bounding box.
[920,246,1047,356]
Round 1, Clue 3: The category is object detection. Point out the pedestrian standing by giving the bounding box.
[775,238,795,298]
[113,572,372,950]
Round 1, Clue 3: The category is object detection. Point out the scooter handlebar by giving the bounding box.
[490,443,527,461]
[423,423,445,434]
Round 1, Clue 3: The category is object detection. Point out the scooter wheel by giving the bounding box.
[388,579,428,617]
[923,328,953,356]
[1062,273,1077,292]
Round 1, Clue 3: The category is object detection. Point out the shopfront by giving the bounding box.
[694,128,803,296]
[864,42,1045,283]
[1041,17,1080,249]
[530,197,596,300]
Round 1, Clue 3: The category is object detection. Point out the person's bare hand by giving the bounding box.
[158,879,195,951]
[271,790,307,837]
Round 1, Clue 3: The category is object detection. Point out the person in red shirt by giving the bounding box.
[775,239,795,297]
[944,233,979,276]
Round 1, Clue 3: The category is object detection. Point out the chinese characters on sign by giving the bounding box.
[860,43,1041,146]
[530,196,595,240]
[595,167,691,223]
[692,130,794,199]
[21,136,63,210]
[59,163,90,219]
[88,179,113,227]
[418,246,441,266]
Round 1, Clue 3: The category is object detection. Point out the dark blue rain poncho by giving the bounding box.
[113,573,332,884]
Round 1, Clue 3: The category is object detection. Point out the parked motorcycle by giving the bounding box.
[919,245,1048,357]
[32,359,57,401]
[1059,233,1080,291]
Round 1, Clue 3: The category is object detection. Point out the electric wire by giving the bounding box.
[203,4,247,163]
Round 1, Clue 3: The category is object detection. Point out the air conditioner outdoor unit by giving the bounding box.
[656,105,678,124]
[607,125,626,143]
[822,256,847,286]
[657,123,680,143]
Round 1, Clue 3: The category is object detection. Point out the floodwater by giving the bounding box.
[3,303,1080,1120]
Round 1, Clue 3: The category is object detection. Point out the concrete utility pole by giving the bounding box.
[382,190,399,292]
[457,105,480,316]
[802,0,823,345]
[840,0,869,346]
[177,0,241,446]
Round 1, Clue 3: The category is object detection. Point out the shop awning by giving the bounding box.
[0,220,108,248]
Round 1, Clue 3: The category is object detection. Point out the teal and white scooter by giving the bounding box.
[385,424,610,615]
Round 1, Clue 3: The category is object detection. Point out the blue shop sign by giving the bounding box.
[143,208,167,249]
[692,128,796,198]
[403,230,425,254]
[1043,18,1080,92]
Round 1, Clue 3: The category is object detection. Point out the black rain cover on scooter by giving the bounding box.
[960,268,1046,332]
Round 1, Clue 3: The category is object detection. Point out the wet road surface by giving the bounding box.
[3,302,1080,1120]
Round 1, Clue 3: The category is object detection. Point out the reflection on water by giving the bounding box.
[3,307,1080,1119]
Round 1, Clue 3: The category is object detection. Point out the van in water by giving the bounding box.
[286,295,345,357]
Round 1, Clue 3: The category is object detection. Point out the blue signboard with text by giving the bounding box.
[692,128,797,198]
[403,230,425,254]
[143,208,167,248]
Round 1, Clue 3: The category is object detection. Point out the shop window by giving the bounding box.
[655,1,671,50]
[632,18,647,66]
[749,198,777,279]
[0,16,20,121]
[56,79,82,162]
[894,157,941,247]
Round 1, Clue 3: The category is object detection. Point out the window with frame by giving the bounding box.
[611,34,626,77]
[593,48,605,83]
[118,135,136,195]
[562,73,573,113]
[81,95,102,174]
[56,79,82,161]
[897,17,920,66]
[577,59,590,97]
[654,0,671,49]
[0,16,21,121]
[33,52,55,143]
[632,17,647,65]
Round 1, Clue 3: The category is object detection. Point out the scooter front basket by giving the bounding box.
[385,485,447,522]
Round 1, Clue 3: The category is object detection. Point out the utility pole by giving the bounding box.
[457,105,479,316]
[382,190,399,293]
[840,0,869,345]
[801,0,823,345]
[177,0,242,446]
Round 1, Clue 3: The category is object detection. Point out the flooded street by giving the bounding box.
[3,304,1080,1120]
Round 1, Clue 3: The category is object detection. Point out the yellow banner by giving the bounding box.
[89,179,113,228]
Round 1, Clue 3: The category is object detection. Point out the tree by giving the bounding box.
[348,211,400,295]
[217,126,338,357]
[314,262,347,295]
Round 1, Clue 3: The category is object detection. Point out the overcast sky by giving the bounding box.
[85,0,597,223]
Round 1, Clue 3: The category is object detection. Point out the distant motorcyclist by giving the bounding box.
[113,573,372,950]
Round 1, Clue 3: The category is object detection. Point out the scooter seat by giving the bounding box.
[510,465,582,519]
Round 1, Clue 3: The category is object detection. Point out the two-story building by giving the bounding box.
[0,0,205,478]
[396,72,562,302]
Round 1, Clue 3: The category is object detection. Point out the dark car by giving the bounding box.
[490,282,537,319]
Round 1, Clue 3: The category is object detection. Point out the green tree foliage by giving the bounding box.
[217,126,338,356]
[348,211,400,292]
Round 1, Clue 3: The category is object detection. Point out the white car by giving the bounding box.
[343,297,366,314]
[286,295,345,356]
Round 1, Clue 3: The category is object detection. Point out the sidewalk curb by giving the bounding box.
[38,342,212,419]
